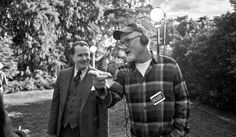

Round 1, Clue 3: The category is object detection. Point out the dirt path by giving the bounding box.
[4,91,236,137]
[188,102,236,137]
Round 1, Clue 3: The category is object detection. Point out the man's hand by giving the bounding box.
[88,70,112,89]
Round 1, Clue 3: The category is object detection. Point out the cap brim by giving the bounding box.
[113,27,135,40]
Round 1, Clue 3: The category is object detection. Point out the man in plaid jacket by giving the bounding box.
[92,23,190,137]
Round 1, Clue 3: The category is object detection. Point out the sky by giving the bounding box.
[150,0,234,19]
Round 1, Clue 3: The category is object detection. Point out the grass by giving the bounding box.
[4,90,53,137]
[4,90,129,137]
[4,90,236,137]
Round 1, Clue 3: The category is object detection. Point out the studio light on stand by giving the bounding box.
[89,45,97,68]
[150,7,166,55]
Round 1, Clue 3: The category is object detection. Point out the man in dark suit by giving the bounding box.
[47,41,108,137]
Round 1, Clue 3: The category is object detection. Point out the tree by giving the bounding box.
[207,12,236,109]
[1,0,62,76]
[93,1,156,58]
[0,0,14,8]
[51,0,100,66]
[0,33,17,79]
[0,0,158,91]
[230,0,236,10]
[171,10,236,110]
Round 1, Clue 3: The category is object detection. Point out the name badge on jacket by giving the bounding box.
[150,91,165,105]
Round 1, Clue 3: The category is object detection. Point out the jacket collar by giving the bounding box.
[127,51,159,70]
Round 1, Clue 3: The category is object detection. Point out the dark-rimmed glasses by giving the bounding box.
[119,35,141,49]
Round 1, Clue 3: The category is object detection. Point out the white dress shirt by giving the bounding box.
[74,67,88,81]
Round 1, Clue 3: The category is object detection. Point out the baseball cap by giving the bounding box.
[113,23,147,40]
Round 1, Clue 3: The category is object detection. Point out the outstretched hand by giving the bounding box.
[88,70,112,89]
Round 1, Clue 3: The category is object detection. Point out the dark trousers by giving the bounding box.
[59,125,80,137]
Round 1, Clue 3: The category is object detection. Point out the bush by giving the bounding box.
[21,77,36,91]
[171,12,236,110]
[6,78,36,93]
[34,74,56,90]
[6,80,24,93]
[6,70,56,93]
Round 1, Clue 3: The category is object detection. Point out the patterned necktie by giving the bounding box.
[74,70,82,86]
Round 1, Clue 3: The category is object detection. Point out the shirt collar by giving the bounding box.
[127,51,159,70]
[74,66,89,77]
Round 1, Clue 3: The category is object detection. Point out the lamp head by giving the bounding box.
[150,7,165,22]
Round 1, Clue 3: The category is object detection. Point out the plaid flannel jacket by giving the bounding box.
[102,53,190,137]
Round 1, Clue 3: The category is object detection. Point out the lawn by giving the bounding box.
[4,90,129,137]
[4,90,236,137]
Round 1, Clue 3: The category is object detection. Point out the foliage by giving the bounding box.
[6,80,24,93]
[51,0,101,66]
[6,0,61,73]
[34,69,56,89]
[207,12,236,109]
[1,0,234,112]
[6,71,56,93]
[0,34,18,79]
[0,0,14,8]
[1,0,158,92]
[230,0,236,11]
[171,11,236,110]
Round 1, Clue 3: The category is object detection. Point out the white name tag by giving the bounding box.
[150,91,165,105]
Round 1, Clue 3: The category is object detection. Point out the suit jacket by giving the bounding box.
[47,66,108,137]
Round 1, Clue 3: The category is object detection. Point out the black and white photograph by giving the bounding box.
[0,0,235,137]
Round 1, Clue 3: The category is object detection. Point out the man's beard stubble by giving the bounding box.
[126,52,136,62]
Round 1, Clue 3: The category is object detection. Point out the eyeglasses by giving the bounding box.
[119,35,141,49]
